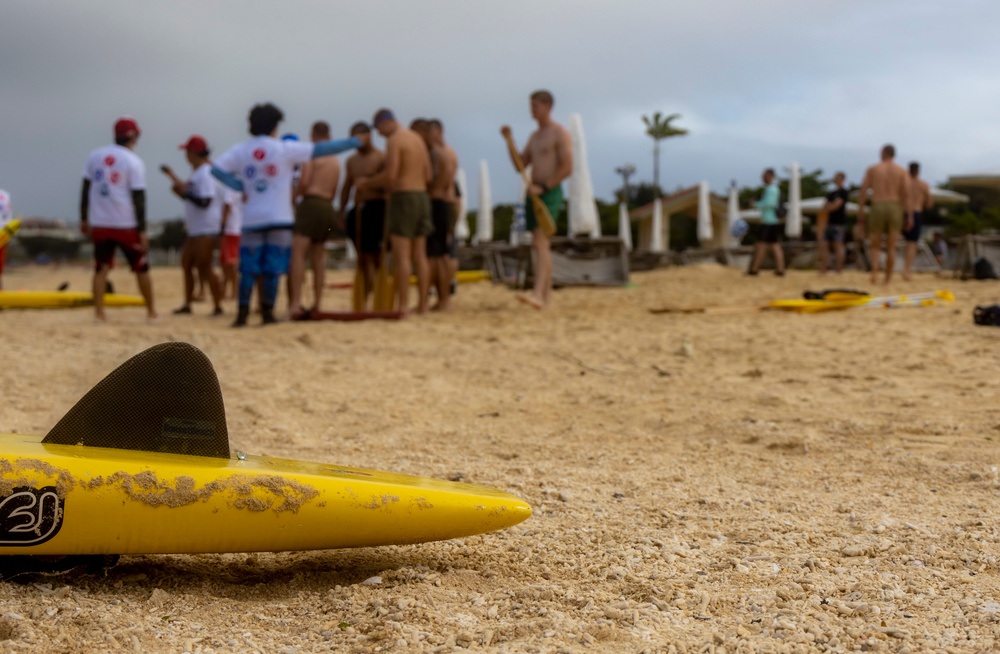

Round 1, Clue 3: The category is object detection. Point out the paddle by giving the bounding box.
[0,219,21,249]
[351,202,366,312]
[858,289,954,308]
[372,203,395,312]
[500,128,557,238]
[649,303,768,315]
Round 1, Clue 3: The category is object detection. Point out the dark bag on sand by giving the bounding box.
[974,257,998,280]
[974,305,1000,327]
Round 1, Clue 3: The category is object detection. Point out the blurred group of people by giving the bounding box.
[747,144,941,284]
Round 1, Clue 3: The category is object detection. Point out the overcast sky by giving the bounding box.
[2,0,1000,222]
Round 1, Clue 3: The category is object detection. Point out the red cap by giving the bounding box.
[114,117,140,140]
[179,135,209,154]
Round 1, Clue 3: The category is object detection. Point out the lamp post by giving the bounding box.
[615,164,636,205]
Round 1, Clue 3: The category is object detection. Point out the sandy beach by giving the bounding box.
[1,262,999,653]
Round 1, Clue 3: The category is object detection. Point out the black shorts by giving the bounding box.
[426,199,451,258]
[346,200,386,254]
[903,211,923,243]
[757,223,783,244]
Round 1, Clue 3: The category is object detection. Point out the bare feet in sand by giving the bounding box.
[516,293,545,310]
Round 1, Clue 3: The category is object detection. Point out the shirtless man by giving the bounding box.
[425,118,459,310]
[340,122,387,300]
[903,161,932,280]
[288,121,340,319]
[357,109,433,315]
[501,90,573,309]
[857,144,911,285]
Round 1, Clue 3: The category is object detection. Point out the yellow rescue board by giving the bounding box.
[408,269,489,286]
[0,291,145,309]
[767,297,869,313]
[0,433,531,555]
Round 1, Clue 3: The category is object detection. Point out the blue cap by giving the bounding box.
[373,110,395,125]
[281,133,299,141]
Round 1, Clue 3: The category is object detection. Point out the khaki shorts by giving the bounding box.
[294,195,335,243]
[867,201,903,236]
[389,191,433,238]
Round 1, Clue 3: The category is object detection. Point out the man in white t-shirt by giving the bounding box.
[79,117,157,322]
[161,135,224,316]
[0,189,12,289]
[212,102,360,327]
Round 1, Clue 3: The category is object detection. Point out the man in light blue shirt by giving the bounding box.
[748,168,785,276]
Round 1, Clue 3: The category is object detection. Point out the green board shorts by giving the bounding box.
[294,195,336,243]
[524,185,564,232]
[389,191,433,238]
[867,200,903,236]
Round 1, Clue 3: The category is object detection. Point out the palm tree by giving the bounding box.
[641,112,688,195]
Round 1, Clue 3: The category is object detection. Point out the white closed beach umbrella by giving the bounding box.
[726,182,740,246]
[454,167,470,242]
[786,161,802,238]
[475,160,493,244]
[651,197,665,253]
[567,113,600,236]
[618,201,632,251]
[696,180,712,243]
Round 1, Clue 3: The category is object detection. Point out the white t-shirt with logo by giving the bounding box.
[214,136,312,231]
[82,144,147,229]
[183,163,223,237]
[221,187,243,236]
[0,190,11,227]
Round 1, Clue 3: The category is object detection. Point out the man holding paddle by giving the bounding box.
[501,90,573,310]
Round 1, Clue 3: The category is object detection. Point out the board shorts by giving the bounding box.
[447,203,459,258]
[388,191,432,238]
[239,227,292,278]
[427,199,451,258]
[294,195,336,243]
[867,201,903,236]
[756,223,782,244]
[524,186,564,233]
[92,227,149,272]
[346,200,386,254]
[903,211,923,243]
[823,224,846,243]
[220,234,240,266]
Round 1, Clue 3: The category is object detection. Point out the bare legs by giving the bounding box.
[518,229,552,309]
[94,264,156,322]
[392,235,430,315]
[177,236,221,313]
[869,232,898,285]
[310,242,327,312]
[819,238,846,275]
[903,241,917,281]
[429,256,451,311]
[749,241,784,276]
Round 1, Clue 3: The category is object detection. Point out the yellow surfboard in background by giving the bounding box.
[0,291,145,309]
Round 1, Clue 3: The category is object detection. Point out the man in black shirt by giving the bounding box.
[819,171,849,274]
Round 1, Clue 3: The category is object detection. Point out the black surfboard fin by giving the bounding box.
[43,342,230,458]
